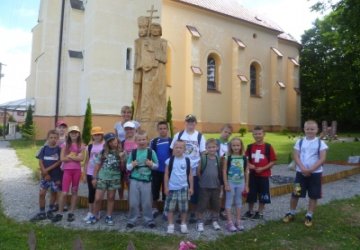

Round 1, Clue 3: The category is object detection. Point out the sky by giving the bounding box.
[0,0,332,104]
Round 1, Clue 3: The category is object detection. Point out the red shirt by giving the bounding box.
[245,143,277,177]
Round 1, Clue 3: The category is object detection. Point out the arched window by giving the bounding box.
[207,56,216,90]
[250,63,259,96]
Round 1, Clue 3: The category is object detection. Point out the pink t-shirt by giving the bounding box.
[124,140,137,155]
[86,142,104,175]
[62,143,84,170]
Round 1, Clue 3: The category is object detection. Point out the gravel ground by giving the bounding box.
[1,140,360,241]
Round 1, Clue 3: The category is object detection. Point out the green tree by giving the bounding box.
[300,0,360,130]
[22,105,36,141]
[131,101,135,120]
[82,99,92,145]
[166,97,174,137]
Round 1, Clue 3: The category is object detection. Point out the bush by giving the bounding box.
[238,127,247,137]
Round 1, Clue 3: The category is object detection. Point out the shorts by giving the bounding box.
[152,170,165,201]
[292,172,322,199]
[96,179,121,191]
[190,176,199,205]
[62,169,81,193]
[246,174,271,204]
[164,187,189,213]
[197,187,221,214]
[40,179,60,192]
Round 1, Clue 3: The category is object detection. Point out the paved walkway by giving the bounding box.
[1,140,360,241]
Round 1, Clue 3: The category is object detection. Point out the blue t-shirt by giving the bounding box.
[150,137,172,172]
[38,145,62,181]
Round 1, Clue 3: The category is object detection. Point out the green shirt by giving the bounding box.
[95,150,122,180]
[127,148,158,182]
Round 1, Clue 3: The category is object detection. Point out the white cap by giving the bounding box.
[123,121,136,129]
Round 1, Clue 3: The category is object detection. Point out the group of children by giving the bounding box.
[31,106,328,233]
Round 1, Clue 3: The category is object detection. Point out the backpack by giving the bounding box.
[150,137,173,155]
[168,156,191,184]
[299,138,322,158]
[131,148,153,162]
[200,154,223,184]
[246,143,271,164]
[177,130,202,145]
[87,143,93,156]
[226,155,247,176]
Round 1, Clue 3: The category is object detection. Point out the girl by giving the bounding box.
[223,137,249,232]
[52,126,85,223]
[83,126,105,222]
[89,133,125,225]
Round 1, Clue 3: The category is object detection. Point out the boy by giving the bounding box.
[244,126,277,219]
[283,120,328,227]
[30,130,62,221]
[150,121,172,218]
[170,114,206,223]
[217,124,233,220]
[126,131,158,228]
[164,140,194,234]
[196,138,222,232]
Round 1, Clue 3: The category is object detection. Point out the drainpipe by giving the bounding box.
[55,0,65,126]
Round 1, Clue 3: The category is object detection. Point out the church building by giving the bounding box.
[26,0,301,138]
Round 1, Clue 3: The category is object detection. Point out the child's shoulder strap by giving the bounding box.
[87,143,93,155]
[131,149,137,161]
[150,137,159,152]
[200,154,207,173]
[264,143,271,161]
[197,132,202,145]
[168,155,175,178]
[177,130,185,140]
[147,148,152,160]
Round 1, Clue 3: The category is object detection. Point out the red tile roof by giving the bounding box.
[175,0,283,33]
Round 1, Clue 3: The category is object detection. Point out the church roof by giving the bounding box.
[278,32,299,44]
[175,0,284,33]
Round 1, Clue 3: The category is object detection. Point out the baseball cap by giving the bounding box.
[68,125,80,133]
[104,132,116,142]
[185,114,197,123]
[124,121,136,129]
[91,126,104,135]
[56,120,67,127]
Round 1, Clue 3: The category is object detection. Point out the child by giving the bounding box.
[196,138,222,232]
[56,120,68,146]
[52,125,85,222]
[114,105,140,142]
[283,120,328,227]
[126,131,158,228]
[83,126,105,222]
[150,121,172,218]
[170,114,206,223]
[217,124,233,220]
[88,132,125,225]
[164,140,193,234]
[223,137,249,232]
[30,130,62,221]
[243,126,277,220]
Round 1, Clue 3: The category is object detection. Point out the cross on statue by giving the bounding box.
[146,5,160,36]
[252,150,264,163]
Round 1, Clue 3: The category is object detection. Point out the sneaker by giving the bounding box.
[30,212,46,222]
[189,213,196,224]
[86,215,97,224]
[180,224,189,234]
[235,221,244,231]
[63,205,68,212]
[67,213,75,222]
[283,213,295,223]
[52,204,59,212]
[252,212,263,220]
[152,209,159,219]
[105,216,114,226]
[51,214,63,223]
[126,223,135,229]
[83,212,93,222]
[226,222,237,232]
[219,211,227,221]
[196,222,204,232]
[46,211,54,219]
[147,221,156,228]
[304,215,313,227]
[167,224,175,234]
[212,221,221,231]
[242,211,254,219]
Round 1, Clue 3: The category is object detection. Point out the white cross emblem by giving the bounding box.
[252,150,264,163]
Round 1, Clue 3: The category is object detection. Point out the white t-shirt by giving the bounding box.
[114,120,140,142]
[294,137,328,173]
[170,130,206,176]
[165,156,190,190]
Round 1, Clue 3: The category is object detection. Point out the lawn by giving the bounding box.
[0,196,359,249]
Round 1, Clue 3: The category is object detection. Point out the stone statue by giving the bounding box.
[133,9,167,138]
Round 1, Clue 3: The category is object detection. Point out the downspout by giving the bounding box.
[55,0,65,126]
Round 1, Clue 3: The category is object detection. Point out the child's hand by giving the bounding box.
[245,186,249,193]
[188,188,193,196]
[255,167,264,173]
[131,160,138,168]
[44,174,51,181]
[164,187,169,196]
[91,179,97,187]
[248,163,256,170]
[224,184,231,192]
[145,159,153,168]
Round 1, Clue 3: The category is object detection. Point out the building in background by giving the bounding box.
[26,0,301,138]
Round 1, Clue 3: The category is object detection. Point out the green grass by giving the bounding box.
[1,195,359,249]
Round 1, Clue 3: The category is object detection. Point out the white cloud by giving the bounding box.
[16,7,38,19]
[0,26,32,103]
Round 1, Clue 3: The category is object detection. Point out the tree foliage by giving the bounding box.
[22,105,36,140]
[166,97,174,137]
[300,0,360,130]
[82,99,92,145]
